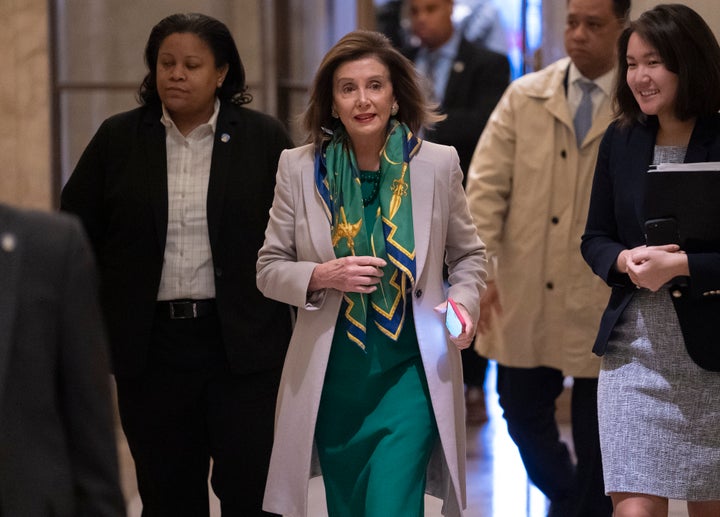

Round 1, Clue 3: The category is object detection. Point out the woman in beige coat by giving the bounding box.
[257,31,486,517]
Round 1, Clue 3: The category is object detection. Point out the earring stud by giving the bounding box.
[391,102,399,116]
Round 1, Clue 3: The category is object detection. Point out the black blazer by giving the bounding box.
[0,205,124,516]
[405,38,510,177]
[581,114,720,361]
[61,101,294,378]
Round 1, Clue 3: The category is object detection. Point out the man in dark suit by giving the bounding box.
[0,204,125,516]
[60,14,293,517]
[404,0,510,178]
[404,0,509,423]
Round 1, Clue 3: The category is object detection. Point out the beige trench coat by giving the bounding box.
[258,142,487,516]
[465,57,611,378]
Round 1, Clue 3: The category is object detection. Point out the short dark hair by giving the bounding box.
[566,0,631,22]
[611,0,631,23]
[137,13,251,106]
[302,30,443,145]
[614,4,720,125]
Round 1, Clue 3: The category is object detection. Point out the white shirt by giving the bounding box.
[156,99,220,301]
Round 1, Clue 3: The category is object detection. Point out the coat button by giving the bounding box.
[415,289,423,298]
[671,289,682,298]
[551,216,559,224]
[546,282,554,290]
[560,150,567,158]
[215,267,223,277]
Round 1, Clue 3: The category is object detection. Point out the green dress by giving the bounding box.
[314,173,439,517]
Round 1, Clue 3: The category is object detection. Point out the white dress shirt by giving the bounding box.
[156,99,219,301]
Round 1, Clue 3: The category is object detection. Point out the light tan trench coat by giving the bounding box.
[465,57,611,378]
[258,142,487,516]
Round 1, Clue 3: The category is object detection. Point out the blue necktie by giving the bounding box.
[425,52,439,102]
[574,81,596,147]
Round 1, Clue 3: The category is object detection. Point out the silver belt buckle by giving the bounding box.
[169,301,195,319]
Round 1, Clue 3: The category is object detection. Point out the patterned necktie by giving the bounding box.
[574,81,596,147]
[425,52,439,102]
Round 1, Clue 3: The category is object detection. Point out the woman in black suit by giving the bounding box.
[581,5,720,516]
[62,13,292,517]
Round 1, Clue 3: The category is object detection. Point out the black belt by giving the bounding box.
[157,299,216,319]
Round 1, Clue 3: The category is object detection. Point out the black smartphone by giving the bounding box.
[644,217,680,246]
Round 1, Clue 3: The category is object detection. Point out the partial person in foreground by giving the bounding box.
[0,204,125,517]
[465,0,629,515]
[258,30,486,517]
[581,4,720,516]
[62,13,292,517]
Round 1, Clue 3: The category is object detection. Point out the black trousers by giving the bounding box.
[115,310,281,517]
[496,365,612,517]
[461,346,489,388]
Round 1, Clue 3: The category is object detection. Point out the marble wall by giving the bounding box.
[0,0,52,209]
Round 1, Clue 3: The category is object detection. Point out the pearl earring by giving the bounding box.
[331,107,339,118]
[391,102,399,116]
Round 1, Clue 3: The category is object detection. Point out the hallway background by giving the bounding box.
[2,0,718,210]
[0,1,713,515]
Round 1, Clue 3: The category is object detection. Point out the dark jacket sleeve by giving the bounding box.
[581,122,634,288]
[60,118,113,259]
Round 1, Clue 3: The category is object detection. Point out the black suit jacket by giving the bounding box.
[61,101,294,378]
[405,37,510,177]
[582,115,720,363]
[0,205,125,516]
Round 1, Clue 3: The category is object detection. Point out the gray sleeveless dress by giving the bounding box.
[598,145,720,499]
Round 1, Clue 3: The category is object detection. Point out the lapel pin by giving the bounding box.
[453,61,465,74]
[220,133,231,143]
[1,233,16,253]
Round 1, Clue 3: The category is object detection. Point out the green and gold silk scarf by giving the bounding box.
[314,120,421,350]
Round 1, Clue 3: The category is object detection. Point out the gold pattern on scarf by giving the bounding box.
[331,206,362,255]
[389,162,409,219]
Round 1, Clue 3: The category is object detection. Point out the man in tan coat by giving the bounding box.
[465,0,630,515]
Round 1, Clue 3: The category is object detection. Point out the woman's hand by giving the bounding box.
[621,244,688,291]
[308,256,386,293]
[477,280,502,335]
[435,301,475,350]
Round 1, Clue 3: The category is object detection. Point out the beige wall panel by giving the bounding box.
[0,0,51,209]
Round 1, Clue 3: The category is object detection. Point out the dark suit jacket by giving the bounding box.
[581,114,720,362]
[405,37,510,178]
[0,205,125,516]
[61,101,294,378]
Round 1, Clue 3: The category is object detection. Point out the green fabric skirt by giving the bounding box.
[315,303,439,517]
